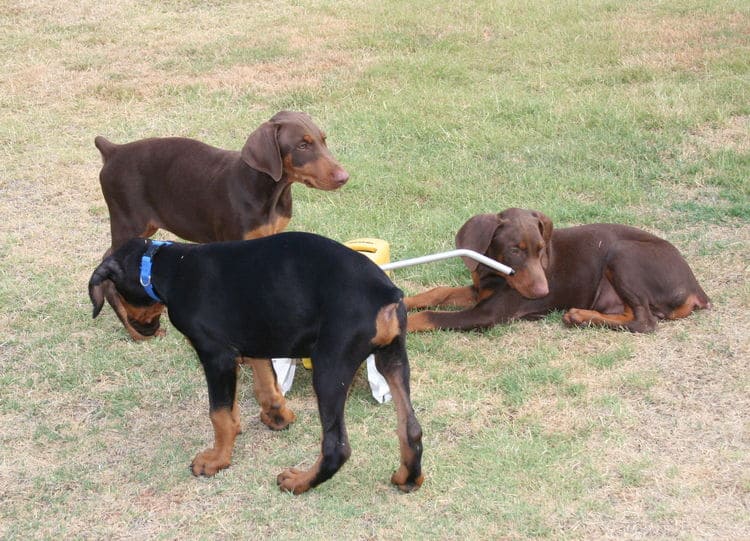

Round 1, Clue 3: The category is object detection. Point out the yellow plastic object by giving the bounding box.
[302,238,392,371]
[344,238,391,268]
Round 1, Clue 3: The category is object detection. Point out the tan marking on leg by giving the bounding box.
[405,286,477,310]
[190,407,239,476]
[277,455,323,495]
[245,357,296,430]
[372,303,401,346]
[381,369,424,492]
[563,305,635,328]
[231,391,242,434]
[668,293,703,319]
[406,311,437,332]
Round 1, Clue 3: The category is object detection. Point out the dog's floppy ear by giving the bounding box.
[455,214,502,272]
[241,120,282,181]
[531,210,553,269]
[88,257,124,319]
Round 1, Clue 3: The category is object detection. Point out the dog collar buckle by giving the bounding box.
[139,240,172,302]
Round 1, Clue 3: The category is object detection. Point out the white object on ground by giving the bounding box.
[270,356,391,403]
[271,358,296,396]
[271,248,514,401]
[366,354,392,404]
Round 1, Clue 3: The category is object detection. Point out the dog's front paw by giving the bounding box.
[260,405,296,431]
[190,448,231,477]
[277,467,316,495]
[391,465,424,493]
[562,309,584,326]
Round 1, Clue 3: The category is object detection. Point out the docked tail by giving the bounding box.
[94,135,117,162]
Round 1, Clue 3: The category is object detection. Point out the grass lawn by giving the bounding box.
[1,0,748,538]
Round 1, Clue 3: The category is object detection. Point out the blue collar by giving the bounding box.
[139,240,172,302]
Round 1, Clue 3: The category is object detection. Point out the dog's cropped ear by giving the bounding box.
[531,210,553,269]
[455,214,502,272]
[241,121,283,181]
[88,257,124,319]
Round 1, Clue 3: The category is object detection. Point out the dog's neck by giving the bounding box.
[140,241,172,302]
[268,176,293,217]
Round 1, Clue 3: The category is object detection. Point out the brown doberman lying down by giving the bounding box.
[95,110,349,340]
[406,208,710,333]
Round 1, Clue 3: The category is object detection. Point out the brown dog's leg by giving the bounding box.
[563,304,658,332]
[404,286,476,310]
[667,293,710,319]
[407,301,502,332]
[406,310,439,332]
[244,358,296,430]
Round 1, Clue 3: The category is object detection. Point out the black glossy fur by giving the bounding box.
[95,110,349,340]
[88,233,423,494]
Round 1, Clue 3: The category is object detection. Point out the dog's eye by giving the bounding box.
[510,247,522,255]
[297,142,310,150]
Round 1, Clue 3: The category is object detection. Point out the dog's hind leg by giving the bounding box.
[374,334,424,492]
[191,348,241,477]
[276,344,359,494]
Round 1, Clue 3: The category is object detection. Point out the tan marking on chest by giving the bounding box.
[243,216,291,240]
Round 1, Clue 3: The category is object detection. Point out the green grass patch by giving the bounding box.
[1,0,748,538]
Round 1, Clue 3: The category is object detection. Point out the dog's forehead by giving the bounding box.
[496,216,542,245]
[273,112,321,138]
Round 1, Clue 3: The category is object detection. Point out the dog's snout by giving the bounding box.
[333,167,349,186]
[530,282,549,298]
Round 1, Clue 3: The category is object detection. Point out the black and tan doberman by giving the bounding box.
[95,110,348,340]
[406,208,710,333]
[88,233,423,495]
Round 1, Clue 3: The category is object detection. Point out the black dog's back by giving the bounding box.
[157,232,402,359]
[89,231,423,493]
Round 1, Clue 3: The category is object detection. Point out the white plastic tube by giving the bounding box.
[381,249,514,275]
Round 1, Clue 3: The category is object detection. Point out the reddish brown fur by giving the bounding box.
[95,111,348,340]
[406,208,710,333]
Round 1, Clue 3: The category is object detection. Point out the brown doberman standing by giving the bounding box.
[406,208,710,333]
[95,110,349,339]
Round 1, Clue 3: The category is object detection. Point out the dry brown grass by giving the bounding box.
[614,11,749,72]
[1,0,749,539]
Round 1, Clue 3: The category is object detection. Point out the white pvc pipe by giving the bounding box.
[380,249,514,275]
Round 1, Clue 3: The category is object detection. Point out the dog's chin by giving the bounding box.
[128,317,161,337]
[299,177,347,191]
[518,288,550,300]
